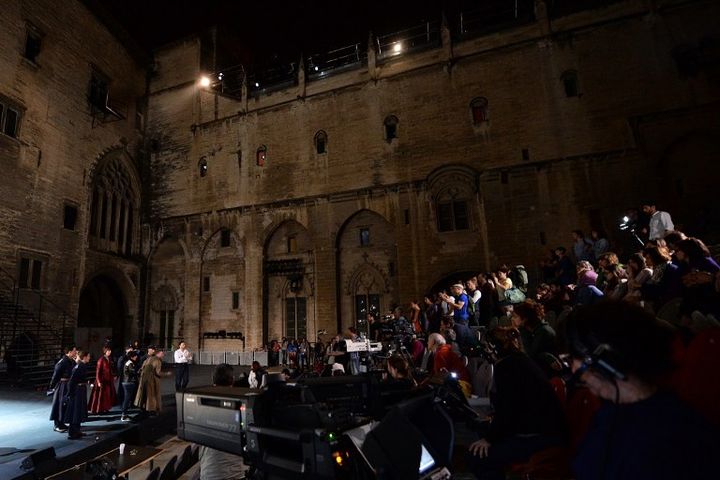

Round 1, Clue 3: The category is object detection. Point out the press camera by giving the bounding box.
[176,374,463,479]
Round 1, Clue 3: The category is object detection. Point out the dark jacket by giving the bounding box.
[64,362,88,425]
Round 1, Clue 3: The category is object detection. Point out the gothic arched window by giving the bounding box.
[384,115,398,143]
[314,130,328,154]
[88,154,139,256]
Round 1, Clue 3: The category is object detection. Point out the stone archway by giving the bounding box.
[263,220,315,344]
[78,274,128,352]
[336,209,397,333]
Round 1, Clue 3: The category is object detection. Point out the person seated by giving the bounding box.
[566,301,720,479]
[467,327,567,479]
[427,333,472,397]
[573,262,604,306]
[641,245,681,308]
[384,354,417,389]
[511,300,558,370]
[198,364,248,480]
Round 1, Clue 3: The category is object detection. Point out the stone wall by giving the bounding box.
[0,0,146,343]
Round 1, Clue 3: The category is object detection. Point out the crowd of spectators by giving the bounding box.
[244,202,719,479]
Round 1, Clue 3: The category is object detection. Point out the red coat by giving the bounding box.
[89,356,117,413]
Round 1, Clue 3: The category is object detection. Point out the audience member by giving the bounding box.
[566,302,719,479]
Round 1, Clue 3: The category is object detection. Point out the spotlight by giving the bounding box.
[393,42,403,54]
[199,76,211,88]
[255,82,260,88]
[314,66,319,71]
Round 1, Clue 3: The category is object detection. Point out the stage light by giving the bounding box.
[393,42,403,54]
[314,66,319,71]
[199,76,211,88]
[255,82,260,88]
[218,72,224,80]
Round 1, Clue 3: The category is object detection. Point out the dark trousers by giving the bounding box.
[122,382,137,415]
[175,363,189,391]
[466,434,563,480]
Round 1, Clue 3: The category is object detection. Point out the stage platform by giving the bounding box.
[0,364,222,479]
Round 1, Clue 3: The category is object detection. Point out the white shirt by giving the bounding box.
[648,211,674,240]
[469,289,482,304]
[174,348,193,364]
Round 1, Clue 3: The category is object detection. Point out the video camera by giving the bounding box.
[177,375,458,479]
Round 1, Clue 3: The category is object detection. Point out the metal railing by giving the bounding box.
[458,0,535,37]
[0,266,74,387]
[306,42,367,79]
[376,20,442,60]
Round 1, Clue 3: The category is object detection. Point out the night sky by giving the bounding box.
[96,0,469,66]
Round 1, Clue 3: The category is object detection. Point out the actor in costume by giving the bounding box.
[121,350,139,421]
[49,345,77,432]
[89,345,117,414]
[65,350,91,439]
[135,349,171,414]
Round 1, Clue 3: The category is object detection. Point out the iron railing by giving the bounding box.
[376,20,442,61]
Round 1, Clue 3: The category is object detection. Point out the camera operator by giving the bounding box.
[566,302,718,479]
[197,364,248,480]
[467,327,566,479]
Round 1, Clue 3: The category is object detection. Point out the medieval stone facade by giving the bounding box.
[1,0,718,352]
[0,0,147,348]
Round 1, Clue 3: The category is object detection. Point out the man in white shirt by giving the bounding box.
[642,203,674,241]
[173,341,192,392]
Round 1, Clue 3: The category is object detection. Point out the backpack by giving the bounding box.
[509,265,529,293]
[505,287,526,304]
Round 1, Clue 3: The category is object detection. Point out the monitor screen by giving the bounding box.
[419,443,435,474]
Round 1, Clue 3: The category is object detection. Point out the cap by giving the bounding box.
[331,363,345,373]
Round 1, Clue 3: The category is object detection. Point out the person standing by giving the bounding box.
[440,283,470,325]
[135,349,171,414]
[116,344,134,407]
[49,345,77,432]
[65,350,91,440]
[174,341,193,392]
[642,203,674,241]
[120,351,139,421]
[89,346,117,414]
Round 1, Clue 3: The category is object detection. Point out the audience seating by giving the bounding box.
[144,467,160,480]
[507,378,601,479]
[668,327,720,429]
[158,455,177,480]
[174,445,193,478]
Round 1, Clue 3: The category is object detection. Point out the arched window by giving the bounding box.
[561,70,579,97]
[256,145,267,166]
[436,190,469,232]
[383,115,398,143]
[314,130,328,154]
[470,97,489,125]
[88,154,139,256]
[198,157,208,177]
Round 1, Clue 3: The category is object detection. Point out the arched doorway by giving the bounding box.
[337,210,397,333]
[263,220,315,344]
[78,275,128,352]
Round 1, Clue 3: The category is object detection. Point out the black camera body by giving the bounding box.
[177,376,456,479]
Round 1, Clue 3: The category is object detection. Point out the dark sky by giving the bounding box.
[95,0,470,66]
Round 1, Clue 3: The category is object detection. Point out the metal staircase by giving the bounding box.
[0,267,74,389]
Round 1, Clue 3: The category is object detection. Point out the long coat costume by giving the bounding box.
[134,355,165,412]
[49,355,75,424]
[64,361,88,427]
[88,355,117,413]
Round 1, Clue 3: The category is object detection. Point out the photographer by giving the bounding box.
[566,302,718,479]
